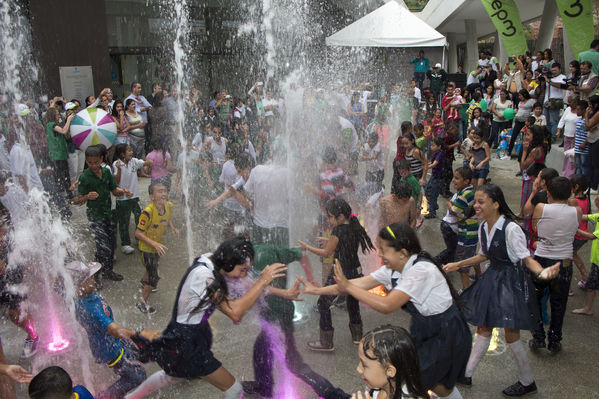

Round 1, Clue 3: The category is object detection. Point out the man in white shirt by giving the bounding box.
[124,82,152,123]
[542,63,567,141]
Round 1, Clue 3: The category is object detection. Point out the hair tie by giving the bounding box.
[350,213,359,218]
[386,226,396,239]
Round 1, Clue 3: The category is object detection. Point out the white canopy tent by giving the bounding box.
[326,0,447,48]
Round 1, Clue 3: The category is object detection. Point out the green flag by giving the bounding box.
[555,0,594,57]
[481,0,528,57]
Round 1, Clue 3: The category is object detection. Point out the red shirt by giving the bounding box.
[442,93,461,122]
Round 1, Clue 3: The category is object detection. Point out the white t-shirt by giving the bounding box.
[9,143,43,192]
[206,136,226,165]
[477,215,530,263]
[492,98,513,122]
[442,193,459,233]
[545,74,567,103]
[112,158,144,200]
[362,142,383,172]
[177,254,216,324]
[192,133,203,151]
[414,87,422,104]
[262,98,277,117]
[557,107,580,138]
[243,164,289,229]
[0,181,29,223]
[467,71,480,86]
[219,160,244,212]
[370,255,453,316]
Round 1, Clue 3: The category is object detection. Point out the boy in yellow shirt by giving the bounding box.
[135,182,179,313]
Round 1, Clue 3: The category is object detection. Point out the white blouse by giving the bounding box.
[557,107,580,138]
[477,215,530,263]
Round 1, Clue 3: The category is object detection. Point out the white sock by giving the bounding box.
[508,340,534,386]
[441,387,463,399]
[465,334,491,378]
[223,379,243,399]
[124,370,184,399]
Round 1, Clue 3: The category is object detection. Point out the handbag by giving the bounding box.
[544,98,563,110]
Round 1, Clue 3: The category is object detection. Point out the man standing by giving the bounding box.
[427,63,447,104]
[148,83,162,106]
[442,82,462,139]
[124,82,152,124]
[572,61,598,102]
[410,50,429,90]
[543,63,567,141]
[579,40,599,76]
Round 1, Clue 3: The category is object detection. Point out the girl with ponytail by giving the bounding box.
[298,198,374,352]
[127,237,295,399]
[299,222,470,399]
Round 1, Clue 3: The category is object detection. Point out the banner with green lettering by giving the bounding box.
[481,0,528,57]
[555,0,594,57]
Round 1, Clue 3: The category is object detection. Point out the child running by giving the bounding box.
[135,182,179,314]
[298,198,374,351]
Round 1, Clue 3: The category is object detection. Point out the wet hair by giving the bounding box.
[153,91,165,105]
[547,176,572,201]
[361,325,429,399]
[325,198,374,254]
[391,180,411,199]
[43,106,60,126]
[148,181,166,195]
[323,146,337,164]
[526,162,546,178]
[539,167,559,185]
[191,237,255,315]
[431,137,443,148]
[29,366,73,399]
[151,138,168,162]
[226,142,242,160]
[400,121,413,135]
[84,145,104,158]
[378,223,463,309]
[114,143,129,161]
[475,184,517,219]
[233,151,255,170]
[455,166,473,181]
[397,159,411,171]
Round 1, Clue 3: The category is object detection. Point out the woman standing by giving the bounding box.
[557,96,580,177]
[125,98,147,159]
[444,184,559,397]
[507,90,534,157]
[488,89,513,148]
[300,223,470,399]
[111,100,129,146]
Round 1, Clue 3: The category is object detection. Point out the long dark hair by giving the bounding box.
[362,325,429,399]
[475,184,517,219]
[378,223,463,309]
[530,125,550,155]
[325,198,374,254]
[570,173,591,213]
[191,237,255,316]
[114,143,128,161]
[589,95,599,118]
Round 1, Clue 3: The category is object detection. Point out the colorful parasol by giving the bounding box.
[70,107,117,151]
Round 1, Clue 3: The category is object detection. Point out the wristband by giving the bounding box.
[535,270,543,279]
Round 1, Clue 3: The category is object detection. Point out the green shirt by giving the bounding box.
[78,167,117,221]
[400,174,421,206]
[587,214,599,266]
[579,49,599,76]
[415,136,426,151]
[45,122,68,161]
[253,244,302,322]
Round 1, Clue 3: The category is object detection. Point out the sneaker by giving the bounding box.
[22,336,40,358]
[502,381,537,397]
[139,280,158,292]
[121,245,135,255]
[103,270,124,281]
[136,301,156,314]
[547,341,562,354]
[528,338,545,351]
[578,279,587,289]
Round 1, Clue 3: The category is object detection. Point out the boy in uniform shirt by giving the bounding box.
[135,182,179,314]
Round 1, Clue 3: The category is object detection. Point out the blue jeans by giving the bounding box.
[425,176,443,216]
[544,107,561,140]
[575,153,591,176]
[97,347,147,399]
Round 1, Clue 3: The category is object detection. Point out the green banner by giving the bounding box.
[555,0,594,57]
[481,0,528,57]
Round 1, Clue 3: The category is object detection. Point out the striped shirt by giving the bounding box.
[574,118,589,155]
[319,167,353,213]
[452,186,478,246]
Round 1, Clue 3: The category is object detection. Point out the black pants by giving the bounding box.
[435,221,458,265]
[507,119,526,157]
[488,120,511,148]
[53,159,71,194]
[252,321,349,399]
[532,256,572,344]
[591,141,599,190]
[319,269,362,331]
[90,219,116,273]
[443,158,453,193]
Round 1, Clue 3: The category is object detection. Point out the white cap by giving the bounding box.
[64,102,76,111]
[64,261,101,286]
[15,104,31,117]
[435,63,442,68]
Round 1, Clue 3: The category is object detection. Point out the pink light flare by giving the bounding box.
[47,322,70,353]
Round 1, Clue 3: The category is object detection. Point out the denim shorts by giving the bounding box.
[472,168,489,179]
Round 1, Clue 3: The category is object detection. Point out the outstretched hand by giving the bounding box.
[286,279,304,301]
[296,276,320,295]
[139,329,161,342]
[3,365,33,383]
[261,263,287,284]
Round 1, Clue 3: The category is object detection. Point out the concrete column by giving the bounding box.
[447,32,458,73]
[536,0,558,52]
[563,28,575,65]
[491,32,507,65]
[465,19,478,72]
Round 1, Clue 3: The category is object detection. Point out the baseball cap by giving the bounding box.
[15,103,31,117]
[64,261,101,286]
[64,102,77,111]
[435,63,442,68]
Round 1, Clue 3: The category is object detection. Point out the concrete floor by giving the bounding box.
[3,145,599,398]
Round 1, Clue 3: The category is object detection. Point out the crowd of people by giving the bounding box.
[0,39,598,399]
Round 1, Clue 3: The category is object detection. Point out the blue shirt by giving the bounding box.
[74,385,94,399]
[430,150,445,178]
[410,57,430,73]
[75,292,122,364]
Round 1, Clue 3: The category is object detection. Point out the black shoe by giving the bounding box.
[241,381,272,398]
[103,270,124,281]
[424,213,436,219]
[558,142,564,148]
[547,341,561,354]
[528,338,545,351]
[516,171,522,177]
[457,376,472,387]
[502,381,537,397]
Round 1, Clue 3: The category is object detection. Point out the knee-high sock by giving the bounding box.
[124,370,183,399]
[465,334,491,378]
[508,340,534,386]
[223,379,243,399]
[441,387,463,399]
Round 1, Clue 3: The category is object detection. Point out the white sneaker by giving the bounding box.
[121,245,135,255]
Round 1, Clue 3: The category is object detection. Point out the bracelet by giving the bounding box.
[535,270,543,279]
